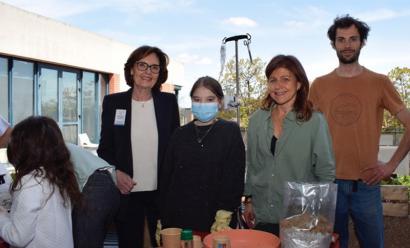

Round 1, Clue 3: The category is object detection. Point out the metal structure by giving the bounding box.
[221,34,252,126]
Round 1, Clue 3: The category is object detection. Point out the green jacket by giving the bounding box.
[244,108,335,224]
[66,143,115,191]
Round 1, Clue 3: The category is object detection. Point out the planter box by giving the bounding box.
[381,185,409,217]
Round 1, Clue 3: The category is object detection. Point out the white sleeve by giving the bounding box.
[0,176,45,247]
[0,116,10,136]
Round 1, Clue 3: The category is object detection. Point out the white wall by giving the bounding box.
[0,2,184,90]
[379,146,409,176]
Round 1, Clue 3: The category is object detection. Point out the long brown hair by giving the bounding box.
[7,116,82,207]
[261,55,313,121]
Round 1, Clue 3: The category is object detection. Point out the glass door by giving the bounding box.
[38,65,80,144]
[39,67,58,121]
[61,71,79,144]
[0,57,8,118]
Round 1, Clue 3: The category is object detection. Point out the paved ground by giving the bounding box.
[348,216,410,248]
[104,231,118,248]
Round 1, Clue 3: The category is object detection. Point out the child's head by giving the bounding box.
[7,116,81,205]
[190,76,224,104]
[8,116,69,173]
[189,76,224,123]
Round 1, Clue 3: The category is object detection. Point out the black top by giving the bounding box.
[97,89,180,220]
[97,88,180,177]
[160,119,246,231]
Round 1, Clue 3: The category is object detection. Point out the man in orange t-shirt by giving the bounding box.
[310,15,410,248]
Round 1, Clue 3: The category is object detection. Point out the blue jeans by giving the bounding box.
[334,179,384,248]
[73,170,120,248]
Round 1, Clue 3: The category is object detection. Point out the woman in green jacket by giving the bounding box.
[243,55,335,236]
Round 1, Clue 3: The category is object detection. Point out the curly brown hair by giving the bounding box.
[7,116,82,207]
[327,15,370,45]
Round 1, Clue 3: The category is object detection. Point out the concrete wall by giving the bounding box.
[0,2,184,91]
[379,134,409,176]
[379,146,409,176]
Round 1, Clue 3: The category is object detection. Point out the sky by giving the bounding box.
[3,0,410,107]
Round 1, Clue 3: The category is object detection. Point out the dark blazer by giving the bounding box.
[97,88,180,180]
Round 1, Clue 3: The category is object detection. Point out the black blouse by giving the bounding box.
[159,119,245,232]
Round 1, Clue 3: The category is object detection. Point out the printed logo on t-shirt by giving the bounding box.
[330,93,362,126]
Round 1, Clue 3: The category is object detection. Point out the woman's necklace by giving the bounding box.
[194,119,218,148]
[137,100,148,108]
[132,90,152,108]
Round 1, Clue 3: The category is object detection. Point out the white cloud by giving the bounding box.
[284,20,307,29]
[120,0,173,13]
[282,6,331,31]
[2,0,101,18]
[98,29,163,46]
[162,37,220,54]
[2,0,196,18]
[223,17,258,28]
[356,8,410,22]
[176,53,213,65]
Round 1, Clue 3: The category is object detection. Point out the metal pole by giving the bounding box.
[222,34,250,127]
[235,40,240,126]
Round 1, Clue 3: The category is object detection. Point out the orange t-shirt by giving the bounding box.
[309,67,405,180]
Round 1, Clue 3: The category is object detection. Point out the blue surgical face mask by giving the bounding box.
[191,102,219,123]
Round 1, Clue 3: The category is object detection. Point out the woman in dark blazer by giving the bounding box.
[97,45,180,248]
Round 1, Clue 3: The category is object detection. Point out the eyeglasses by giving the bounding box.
[134,61,161,74]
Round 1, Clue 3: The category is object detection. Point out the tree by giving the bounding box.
[383,67,410,132]
[218,57,266,128]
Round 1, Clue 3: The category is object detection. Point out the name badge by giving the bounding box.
[114,109,126,126]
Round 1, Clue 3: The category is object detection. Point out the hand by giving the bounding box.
[211,210,232,233]
[360,161,395,185]
[155,220,162,247]
[116,170,136,194]
[243,202,255,228]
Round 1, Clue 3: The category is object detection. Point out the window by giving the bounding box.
[61,71,79,144]
[82,71,97,143]
[12,60,34,124]
[0,56,109,144]
[39,67,58,120]
[0,58,8,119]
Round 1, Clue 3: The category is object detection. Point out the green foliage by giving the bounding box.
[219,57,266,127]
[382,175,410,186]
[381,175,410,198]
[383,67,410,132]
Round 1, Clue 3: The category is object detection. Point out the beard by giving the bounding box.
[336,48,361,64]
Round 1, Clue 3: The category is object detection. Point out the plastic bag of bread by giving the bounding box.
[280,182,337,248]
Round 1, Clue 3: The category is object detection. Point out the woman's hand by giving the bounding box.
[243,202,256,228]
[116,170,136,194]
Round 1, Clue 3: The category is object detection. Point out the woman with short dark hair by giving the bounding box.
[98,45,180,247]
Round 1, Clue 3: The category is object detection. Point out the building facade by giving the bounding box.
[0,2,183,144]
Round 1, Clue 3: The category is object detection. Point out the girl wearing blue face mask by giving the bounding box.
[159,76,245,239]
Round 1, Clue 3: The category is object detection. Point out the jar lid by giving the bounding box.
[181,229,193,240]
